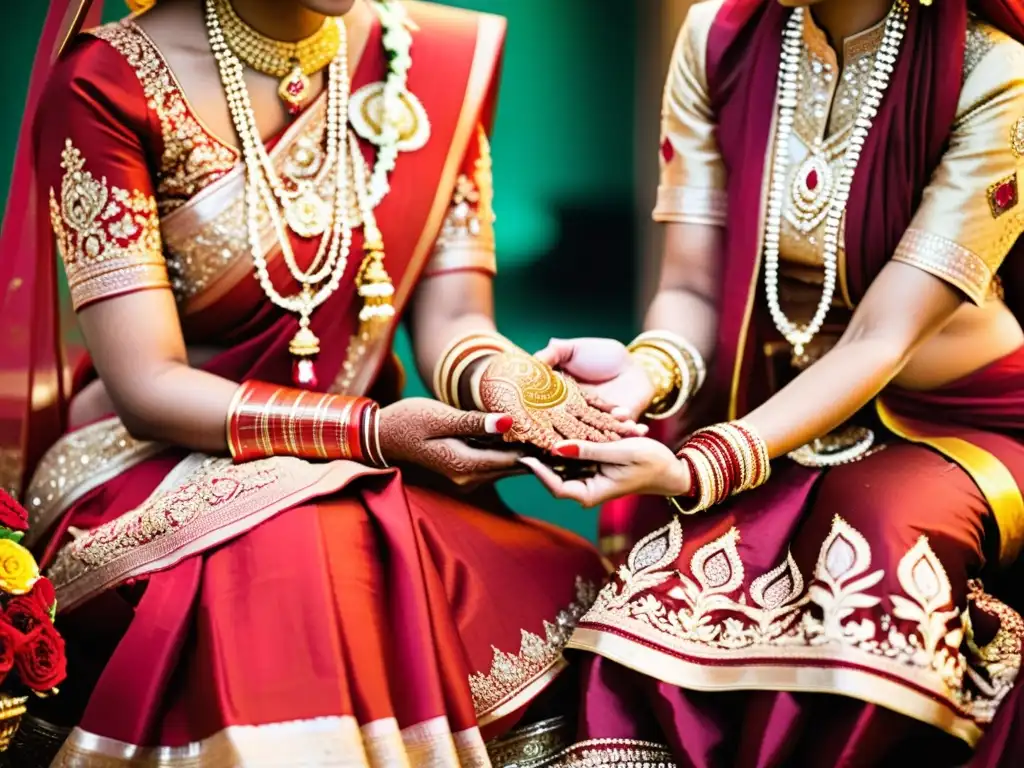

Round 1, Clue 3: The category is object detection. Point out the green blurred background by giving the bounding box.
[0,1,663,541]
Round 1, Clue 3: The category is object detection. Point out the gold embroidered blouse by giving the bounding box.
[658,3,1024,307]
[40,20,497,314]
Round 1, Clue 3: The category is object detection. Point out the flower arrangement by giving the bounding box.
[0,490,67,751]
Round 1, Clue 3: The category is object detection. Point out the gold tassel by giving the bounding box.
[356,232,395,326]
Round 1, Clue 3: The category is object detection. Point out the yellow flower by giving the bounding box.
[0,539,40,595]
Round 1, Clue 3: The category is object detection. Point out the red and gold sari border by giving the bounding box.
[48,454,389,612]
[568,626,984,746]
[472,577,598,725]
[53,715,489,767]
[877,400,1024,565]
[23,417,162,548]
[565,516,1022,748]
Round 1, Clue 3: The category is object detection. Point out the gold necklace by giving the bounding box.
[215,0,342,114]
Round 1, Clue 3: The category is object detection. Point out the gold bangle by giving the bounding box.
[632,346,680,413]
[631,331,707,407]
[433,332,515,407]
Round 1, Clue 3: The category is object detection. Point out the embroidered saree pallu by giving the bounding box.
[0,1,608,765]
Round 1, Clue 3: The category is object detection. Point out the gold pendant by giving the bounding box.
[289,323,322,388]
[284,185,330,239]
[279,63,311,115]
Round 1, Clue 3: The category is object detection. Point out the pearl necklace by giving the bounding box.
[763,1,908,361]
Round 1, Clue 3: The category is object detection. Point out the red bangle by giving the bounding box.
[227,381,383,466]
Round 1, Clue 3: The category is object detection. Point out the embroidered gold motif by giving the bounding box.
[579,515,1023,732]
[90,21,238,211]
[539,740,676,768]
[47,457,279,594]
[469,577,597,717]
[892,228,994,305]
[1012,117,1024,159]
[427,126,497,276]
[49,139,168,310]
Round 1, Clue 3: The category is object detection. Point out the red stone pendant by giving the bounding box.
[292,358,319,388]
[278,64,311,116]
[806,169,819,191]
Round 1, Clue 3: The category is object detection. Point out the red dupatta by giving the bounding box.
[705,0,1024,421]
[0,0,102,499]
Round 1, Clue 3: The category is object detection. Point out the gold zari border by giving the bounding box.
[891,228,993,306]
[652,185,727,227]
[52,716,489,767]
[23,418,163,548]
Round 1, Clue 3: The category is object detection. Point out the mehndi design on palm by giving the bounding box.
[478,352,634,450]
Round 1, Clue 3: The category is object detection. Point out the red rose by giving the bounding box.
[28,578,56,615]
[15,622,66,693]
[5,596,49,642]
[0,490,27,533]
[0,621,23,682]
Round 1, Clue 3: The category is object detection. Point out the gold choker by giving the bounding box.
[214,0,342,114]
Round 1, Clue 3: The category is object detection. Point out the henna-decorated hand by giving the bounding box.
[378,398,522,487]
[534,338,657,422]
[477,352,643,451]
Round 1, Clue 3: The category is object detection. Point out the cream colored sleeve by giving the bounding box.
[653,0,726,227]
[891,28,1024,304]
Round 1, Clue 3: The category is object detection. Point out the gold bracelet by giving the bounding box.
[432,332,516,408]
[670,420,771,514]
[629,330,706,420]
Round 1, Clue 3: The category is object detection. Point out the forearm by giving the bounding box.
[413,310,499,396]
[110,363,239,452]
[742,336,905,458]
[644,287,719,365]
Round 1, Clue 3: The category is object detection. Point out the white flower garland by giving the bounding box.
[367,0,415,207]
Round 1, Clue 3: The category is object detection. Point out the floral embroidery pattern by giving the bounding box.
[579,515,1023,735]
[49,139,168,310]
[470,577,597,717]
[47,457,280,597]
[90,21,238,212]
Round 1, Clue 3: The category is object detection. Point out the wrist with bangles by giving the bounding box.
[628,330,706,420]
[226,380,387,467]
[432,331,518,410]
[669,420,770,514]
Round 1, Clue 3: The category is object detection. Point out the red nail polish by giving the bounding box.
[496,415,514,434]
[554,444,580,459]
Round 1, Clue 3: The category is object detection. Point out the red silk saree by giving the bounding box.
[0,2,605,765]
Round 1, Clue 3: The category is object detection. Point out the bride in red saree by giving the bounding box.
[0,0,635,765]
[524,0,1024,765]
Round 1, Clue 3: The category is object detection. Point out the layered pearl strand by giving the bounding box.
[763,1,908,360]
[207,0,353,368]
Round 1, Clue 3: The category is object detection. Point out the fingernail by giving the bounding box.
[553,443,580,459]
[485,414,510,434]
[496,415,514,434]
[637,424,650,435]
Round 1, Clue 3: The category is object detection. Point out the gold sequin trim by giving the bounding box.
[1011,116,1024,159]
[49,139,169,310]
[89,21,238,213]
[964,18,997,83]
[537,740,676,768]
[892,228,993,305]
[469,577,598,718]
[427,125,497,276]
[23,419,162,547]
